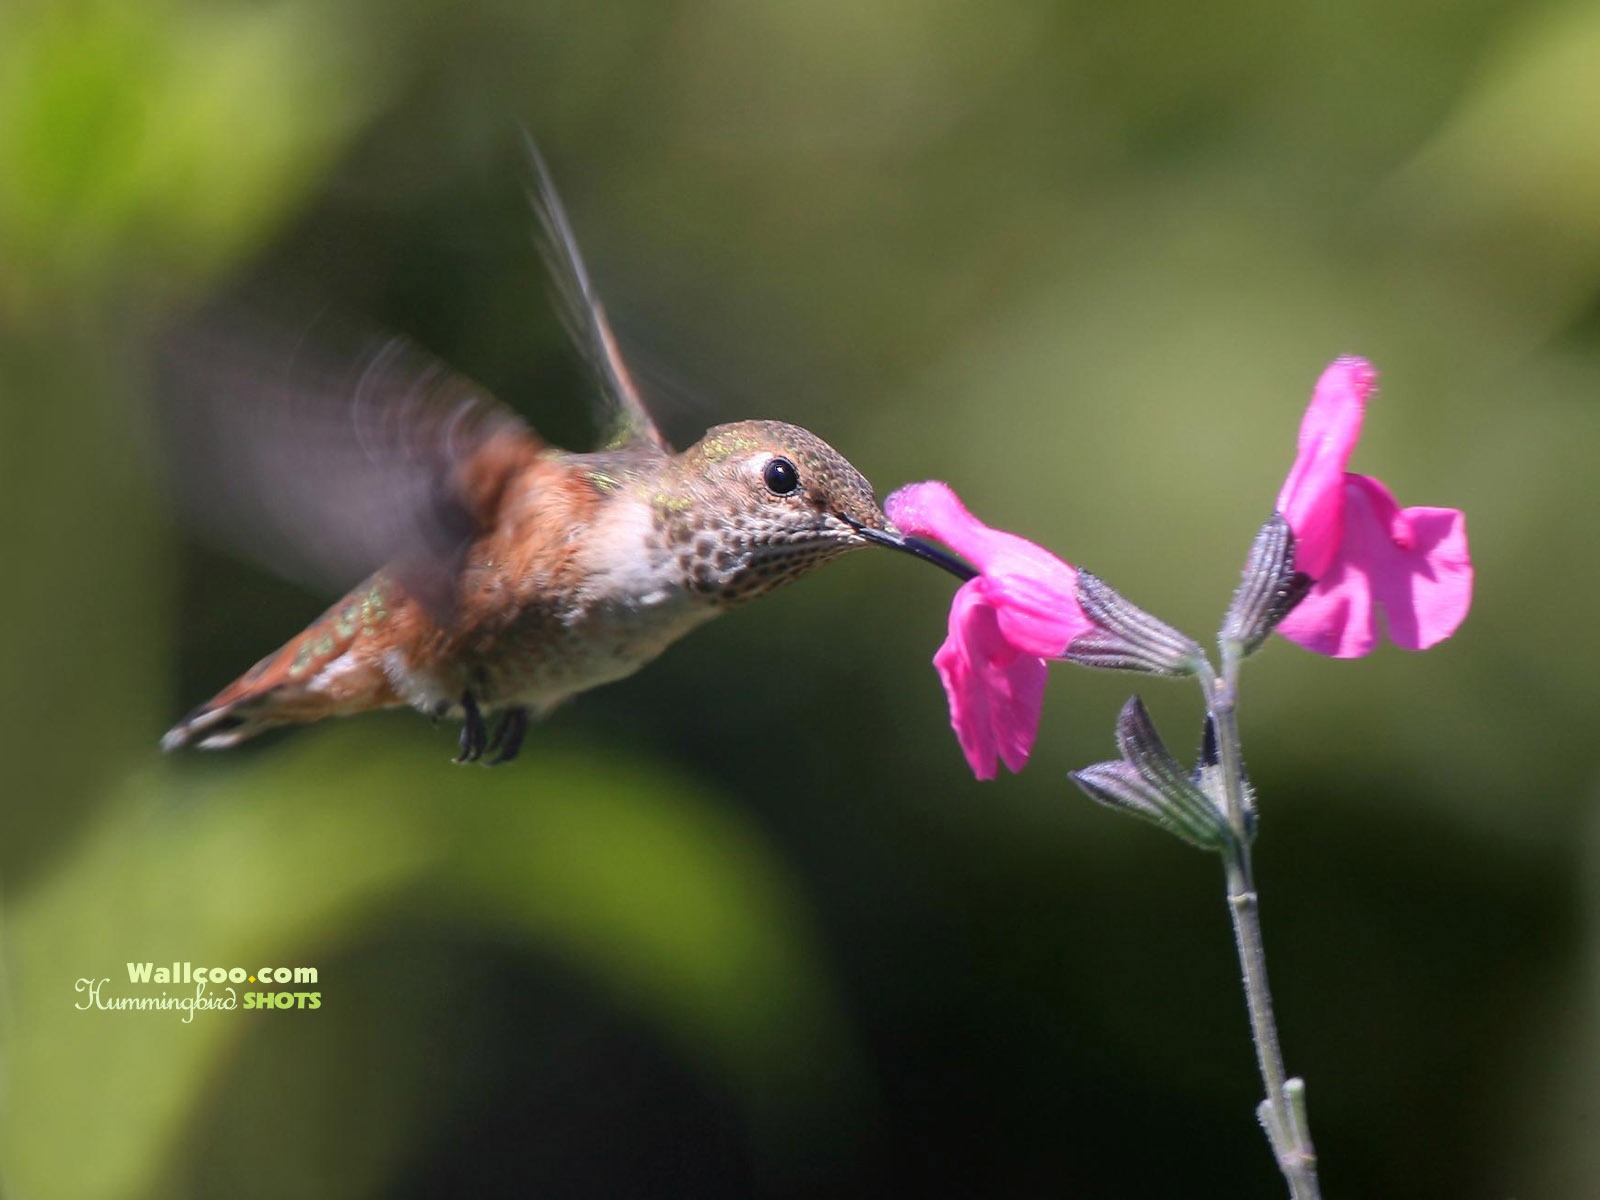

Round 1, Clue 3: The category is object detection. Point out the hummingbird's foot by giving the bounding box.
[486,707,529,766]
[454,691,488,764]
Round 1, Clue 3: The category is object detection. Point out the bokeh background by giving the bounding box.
[5,2,1599,1197]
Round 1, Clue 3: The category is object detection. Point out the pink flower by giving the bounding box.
[886,482,1094,779]
[1274,357,1472,657]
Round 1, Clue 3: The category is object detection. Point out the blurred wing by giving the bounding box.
[157,314,544,621]
[524,135,671,454]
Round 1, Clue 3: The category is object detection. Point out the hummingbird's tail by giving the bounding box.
[162,582,404,751]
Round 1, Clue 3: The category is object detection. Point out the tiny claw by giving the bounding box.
[486,707,529,766]
[454,691,488,764]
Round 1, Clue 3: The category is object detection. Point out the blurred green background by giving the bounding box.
[4,1,1599,1197]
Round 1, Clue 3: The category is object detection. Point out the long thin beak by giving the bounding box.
[844,517,978,582]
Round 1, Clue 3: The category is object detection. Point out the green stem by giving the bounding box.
[1201,653,1322,1200]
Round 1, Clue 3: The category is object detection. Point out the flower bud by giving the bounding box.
[1070,697,1229,850]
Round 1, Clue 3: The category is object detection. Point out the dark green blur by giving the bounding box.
[4,1,1598,1197]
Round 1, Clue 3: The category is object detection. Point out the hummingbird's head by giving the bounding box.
[665,420,975,605]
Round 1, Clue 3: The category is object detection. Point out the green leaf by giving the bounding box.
[5,731,857,1200]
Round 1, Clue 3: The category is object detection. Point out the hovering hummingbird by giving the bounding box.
[160,148,973,764]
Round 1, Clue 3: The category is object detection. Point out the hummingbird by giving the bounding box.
[159,147,973,764]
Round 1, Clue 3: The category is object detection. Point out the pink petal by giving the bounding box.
[984,572,1096,658]
[1276,357,1377,580]
[1276,473,1472,657]
[1273,556,1373,657]
[887,482,1086,777]
[1382,506,1473,650]
[933,581,1049,778]
[886,481,994,559]
[887,481,1076,589]
[886,481,1090,656]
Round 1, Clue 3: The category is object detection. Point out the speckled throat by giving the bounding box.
[659,503,855,607]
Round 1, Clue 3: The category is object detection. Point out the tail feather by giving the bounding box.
[161,692,285,751]
[163,582,404,752]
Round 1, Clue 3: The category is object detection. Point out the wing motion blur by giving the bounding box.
[156,317,542,621]
[523,134,671,454]
[157,143,663,620]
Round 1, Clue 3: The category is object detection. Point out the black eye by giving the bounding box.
[763,457,800,496]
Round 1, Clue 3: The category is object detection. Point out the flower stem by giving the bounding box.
[1201,653,1322,1200]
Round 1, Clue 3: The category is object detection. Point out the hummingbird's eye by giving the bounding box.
[763,456,801,496]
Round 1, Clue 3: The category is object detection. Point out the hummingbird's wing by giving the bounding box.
[524,137,673,455]
[157,315,544,622]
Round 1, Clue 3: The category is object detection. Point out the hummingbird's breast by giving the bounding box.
[541,491,718,688]
[386,470,714,717]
